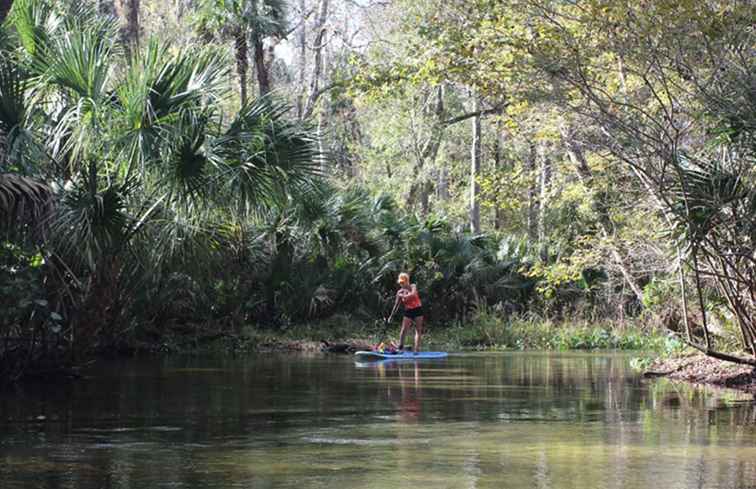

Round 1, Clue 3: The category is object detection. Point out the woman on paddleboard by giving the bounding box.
[392,272,425,353]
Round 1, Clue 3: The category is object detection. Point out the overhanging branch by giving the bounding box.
[680,336,756,366]
[442,105,505,126]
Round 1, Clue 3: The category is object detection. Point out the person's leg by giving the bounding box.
[399,317,412,349]
[414,316,424,352]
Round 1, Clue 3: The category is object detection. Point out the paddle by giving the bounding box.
[381,302,399,338]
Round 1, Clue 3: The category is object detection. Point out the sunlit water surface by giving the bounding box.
[2,352,756,489]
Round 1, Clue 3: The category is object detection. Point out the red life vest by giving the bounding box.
[401,288,422,309]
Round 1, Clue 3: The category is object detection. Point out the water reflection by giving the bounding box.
[1,352,756,489]
[360,360,424,423]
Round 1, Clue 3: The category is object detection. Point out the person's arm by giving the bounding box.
[404,284,418,299]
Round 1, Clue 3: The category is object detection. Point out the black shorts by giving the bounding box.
[404,306,424,319]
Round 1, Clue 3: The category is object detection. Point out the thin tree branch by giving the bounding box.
[441,105,505,126]
[284,7,316,38]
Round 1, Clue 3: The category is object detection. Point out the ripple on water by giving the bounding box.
[302,436,431,446]
[76,426,183,433]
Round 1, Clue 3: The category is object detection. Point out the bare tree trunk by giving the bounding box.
[470,94,481,234]
[419,182,432,214]
[537,150,552,244]
[407,85,444,213]
[295,0,308,118]
[302,0,330,119]
[176,0,186,19]
[126,0,140,50]
[438,166,449,201]
[677,246,693,342]
[0,0,12,24]
[317,36,331,172]
[116,0,140,53]
[317,101,325,171]
[562,131,645,303]
[253,35,271,96]
[493,123,505,230]
[526,142,538,245]
[235,30,249,106]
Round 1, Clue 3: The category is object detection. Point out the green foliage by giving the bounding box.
[3,0,754,378]
[195,0,287,39]
[443,307,676,352]
[0,0,323,382]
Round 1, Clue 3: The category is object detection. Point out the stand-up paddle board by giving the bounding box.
[354,350,448,361]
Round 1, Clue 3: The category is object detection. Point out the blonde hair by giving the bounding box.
[397,272,410,285]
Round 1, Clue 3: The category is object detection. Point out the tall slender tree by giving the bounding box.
[197,0,287,103]
[249,0,287,96]
[294,0,307,117]
[470,93,481,233]
[301,0,329,118]
[115,0,140,51]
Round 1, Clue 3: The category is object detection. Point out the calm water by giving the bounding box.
[2,352,756,489]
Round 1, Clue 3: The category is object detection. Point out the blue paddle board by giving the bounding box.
[354,350,448,361]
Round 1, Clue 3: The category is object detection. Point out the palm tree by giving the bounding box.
[196,0,287,105]
[1,0,320,357]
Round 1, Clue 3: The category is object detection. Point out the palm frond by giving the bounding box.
[9,0,62,69]
[132,201,222,278]
[250,0,288,37]
[671,155,752,243]
[196,0,288,39]
[48,162,132,272]
[42,26,117,99]
[210,96,322,214]
[162,110,210,200]
[0,57,26,133]
[19,9,121,168]
[0,172,51,232]
[133,40,227,120]
[117,40,229,178]
[0,57,41,170]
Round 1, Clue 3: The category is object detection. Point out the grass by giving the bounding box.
[183,310,682,355]
[432,311,681,354]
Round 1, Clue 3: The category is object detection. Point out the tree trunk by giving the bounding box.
[537,149,552,244]
[407,84,444,213]
[115,0,140,53]
[438,166,449,201]
[317,37,331,172]
[562,130,645,303]
[235,30,249,106]
[317,98,325,171]
[526,142,538,245]
[253,35,270,96]
[0,0,13,24]
[302,0,330,119]
[493,123,505,230]
[470,94,481,234]
[295,0,308,118]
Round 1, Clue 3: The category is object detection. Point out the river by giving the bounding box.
[2,351,755,488]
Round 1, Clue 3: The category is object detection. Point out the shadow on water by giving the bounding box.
[2,351,756,488]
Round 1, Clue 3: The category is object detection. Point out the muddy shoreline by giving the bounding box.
[646,354,756,393]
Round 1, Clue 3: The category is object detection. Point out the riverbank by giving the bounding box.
[645,354,756,393]
[2,315,683,387]
[152,314,680,355]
